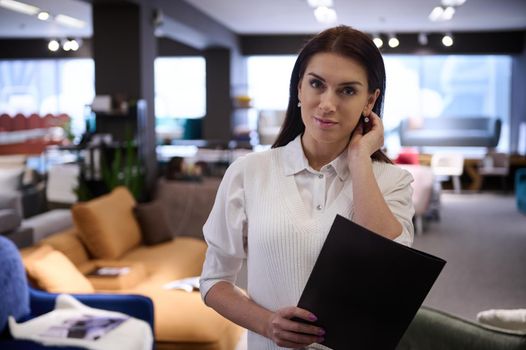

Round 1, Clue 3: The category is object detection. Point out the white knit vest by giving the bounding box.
[243,147,352,350]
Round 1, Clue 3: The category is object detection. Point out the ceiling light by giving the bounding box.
[442,33,454,47]
[69,39,80,51]
[307,0,333,8]
[429,5,455,21]
[418,33,428,46]
[0,0,39,15]
[55,14,86,28]
[37,11,49,21]
[372,35,383,48]
[388,35,399,48]
[314,6,337,24]
[441,0,466,6]
[62,39,71,51]
[442,6,455,20]
[48,39,59,52]
[429,6,444,21]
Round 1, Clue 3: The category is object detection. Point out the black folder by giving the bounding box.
[296,215,446,349]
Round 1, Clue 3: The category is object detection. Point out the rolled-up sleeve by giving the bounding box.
[385,168,415,247]
[199,157,248,303]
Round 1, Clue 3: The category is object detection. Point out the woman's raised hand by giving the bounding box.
[264,306,325,348]
[348,112,385,160]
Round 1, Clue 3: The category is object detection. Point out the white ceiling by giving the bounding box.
[0,0,525,39]
[0,0,91,38]
[182,0,526,34]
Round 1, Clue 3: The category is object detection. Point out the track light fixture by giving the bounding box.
[442,33,454,47]
[372,34,383,48]
[388,34,399,48]
[47,39,59,52]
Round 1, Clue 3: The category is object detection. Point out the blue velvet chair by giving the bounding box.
[516,168,526,215]
[0,236,155,349]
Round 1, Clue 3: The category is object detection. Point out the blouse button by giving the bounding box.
[316,205,322,210]
[318,174,324,179]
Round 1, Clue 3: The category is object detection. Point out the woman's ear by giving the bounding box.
[363,89,380,116]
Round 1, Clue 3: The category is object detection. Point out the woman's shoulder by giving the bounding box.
[372,161,414,186]
[226,147,280,175]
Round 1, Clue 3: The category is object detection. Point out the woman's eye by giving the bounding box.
[341,87,356,96]
[309,79,323,89]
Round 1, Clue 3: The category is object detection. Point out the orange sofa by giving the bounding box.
[20,186,242,350]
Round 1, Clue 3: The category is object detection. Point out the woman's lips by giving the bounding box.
[313,116,337,129]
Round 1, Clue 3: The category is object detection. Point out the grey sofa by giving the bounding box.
[397,306,526,350]
[399,117,501,148]
[0,192,33,248]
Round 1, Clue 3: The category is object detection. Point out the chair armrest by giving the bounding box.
[28,287,155,334]
[397,306,526,350]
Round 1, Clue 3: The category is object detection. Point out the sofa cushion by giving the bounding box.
[155,178,221,240]
[0,208,21,235]
[72,187,142,259]
[39,228,90,266]
[0,167,24,192]
[24,245,94,293]
[134,201,173,245]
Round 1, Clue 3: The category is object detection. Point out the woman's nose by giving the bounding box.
[318,90,336,113]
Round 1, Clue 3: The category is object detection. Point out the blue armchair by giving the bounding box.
[0,236,155,349]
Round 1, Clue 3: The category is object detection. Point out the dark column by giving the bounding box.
[203,47,232,142]
[92,1,157,197]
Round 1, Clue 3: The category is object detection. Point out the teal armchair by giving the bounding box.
[397,306,526,350]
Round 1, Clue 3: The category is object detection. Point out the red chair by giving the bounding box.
[0,114,12,131]
[12,114,27,131]
[27,113,41,130]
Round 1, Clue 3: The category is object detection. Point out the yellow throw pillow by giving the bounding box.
[25,247,94,293]
[72,187,142,259]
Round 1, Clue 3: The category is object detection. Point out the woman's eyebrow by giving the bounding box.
[307,72,364,86]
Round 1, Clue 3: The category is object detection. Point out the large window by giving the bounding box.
[0,59,95,136]
[154,57,206,141]
[246,54,512,153]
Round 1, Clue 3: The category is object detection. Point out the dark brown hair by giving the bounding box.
[272,25,391,163]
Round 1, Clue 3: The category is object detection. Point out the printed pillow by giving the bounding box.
[25,247,94,293]
[134,201,174,245]
[477,309,526,332]
[72,187,142,259]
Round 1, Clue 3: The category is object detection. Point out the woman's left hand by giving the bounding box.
[348,112,384,160]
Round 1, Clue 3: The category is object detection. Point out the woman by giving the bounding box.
[200,25,415,349]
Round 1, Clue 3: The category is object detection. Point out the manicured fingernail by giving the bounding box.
[318,329,325,336]
[308,314,317,321]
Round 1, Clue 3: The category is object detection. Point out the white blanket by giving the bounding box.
[9,294,153,350]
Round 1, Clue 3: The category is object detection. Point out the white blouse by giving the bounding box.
[200,135,415,349]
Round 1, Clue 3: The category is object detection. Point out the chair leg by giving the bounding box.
[453,176,461,194]
[415,215,424,235]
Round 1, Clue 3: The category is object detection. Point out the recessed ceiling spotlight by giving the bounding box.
[429,5,455,21]
[307,0,333,8]
[37,11,50,21]
[314,6,337,24]
[442,33,454,47]
[388,35,399,48]
[48,39,59,52]
[441,0,466,6]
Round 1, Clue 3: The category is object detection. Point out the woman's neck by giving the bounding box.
[300,135,347,171]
